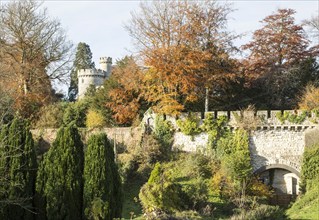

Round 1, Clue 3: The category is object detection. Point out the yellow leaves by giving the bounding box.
[86,109,106,128]
[299,84,319,110]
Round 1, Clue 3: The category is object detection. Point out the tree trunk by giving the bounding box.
[205,87,209,112]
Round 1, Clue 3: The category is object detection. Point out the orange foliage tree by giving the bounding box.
[126,0,236,115]
[0,0,72,119]
[241,9,315,109]
[106,56,146,125]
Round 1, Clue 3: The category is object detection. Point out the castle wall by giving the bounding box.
[78,69,105,99]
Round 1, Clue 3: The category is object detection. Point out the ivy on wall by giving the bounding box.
[276,111,309,124]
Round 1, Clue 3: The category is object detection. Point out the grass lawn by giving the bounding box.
[121,176,145,220]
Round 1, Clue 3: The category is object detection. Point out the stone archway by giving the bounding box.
[254,164,300,177]
[254,164,300,196]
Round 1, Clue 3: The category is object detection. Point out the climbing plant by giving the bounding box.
[201,114,229,149]
[276,111,308,124]
[177,113,201,137]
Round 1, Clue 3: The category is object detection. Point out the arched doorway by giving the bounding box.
[255,164,300,195]
[254,164,300,206]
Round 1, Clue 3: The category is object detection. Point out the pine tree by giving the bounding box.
[36,125,84,220]
[68,42,95,101]
[83,133,122,220]
[0,118,37,220]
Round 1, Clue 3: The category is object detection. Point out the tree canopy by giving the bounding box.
[0,0,72,118]
[68,42,95,101]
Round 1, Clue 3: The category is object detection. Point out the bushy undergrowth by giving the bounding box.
[286,178,319,219]
[230,204,285,220]
[286,143,319,219]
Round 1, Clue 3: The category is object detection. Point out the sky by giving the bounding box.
[40,0,318,65]
[1,0,318,93]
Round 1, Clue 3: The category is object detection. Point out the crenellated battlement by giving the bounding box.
[143,109,319,134]
[99,56,112,63]
[78,69,106,78]
[77,55,113,99]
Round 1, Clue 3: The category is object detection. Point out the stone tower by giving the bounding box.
[77,56,112,99]
[99,57,112,78]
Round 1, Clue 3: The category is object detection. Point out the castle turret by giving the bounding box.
[77,69,105,99]
[77,56,112,100]
[99,57,108,72]
[106,57,112,77]
[99,57,112,77]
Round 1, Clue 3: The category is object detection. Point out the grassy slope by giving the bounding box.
[121,176,145,219]
[286,180,319,220]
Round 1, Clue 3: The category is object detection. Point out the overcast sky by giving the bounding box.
[40,0,318,65]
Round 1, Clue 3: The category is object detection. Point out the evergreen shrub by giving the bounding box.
[83,133,122,219]
[36,124,84,220]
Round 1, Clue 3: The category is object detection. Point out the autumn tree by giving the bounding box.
[0,0,72,118]
[304,15,319,39]
[126,0,236,115]
[105,56,147,125]
[242,9,314,109]
[68,42,95,101]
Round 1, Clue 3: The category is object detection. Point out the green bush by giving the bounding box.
[63,100,89,127]
[83,133,122,219]
[35,102,68,128]
[230,204,285,220]
[36,125,84,220]
[86,109,106,128]
[0,118,37,220]
[301,144,319,191]
[153,115,174,149]
[201,114,229,149]
[139,163,188,214]
[177,113,201,137]
[276,111,308,124]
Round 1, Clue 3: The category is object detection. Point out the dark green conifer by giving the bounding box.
[83,133,122,220]
[68,42,95,101]
[0,118,37,220]
[36,125,84,220]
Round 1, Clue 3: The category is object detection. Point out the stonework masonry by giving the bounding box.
[78,56,112,99]
[33,110,318,195]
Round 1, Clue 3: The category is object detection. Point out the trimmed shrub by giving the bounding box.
[36,125,84,220]
[83,133,122,219]
[0,118,37,220]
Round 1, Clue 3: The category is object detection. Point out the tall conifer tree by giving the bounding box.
[0,118,37,220]
[68,42,95,101]
[83,133,122,220]
[36,125,84,220]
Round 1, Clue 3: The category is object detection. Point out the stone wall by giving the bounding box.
[31,127,142,154]
[249,129,306,173]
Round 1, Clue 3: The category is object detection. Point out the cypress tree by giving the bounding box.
[83,133,122,220]
[36,124,84,220]
[0,118,37,220]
